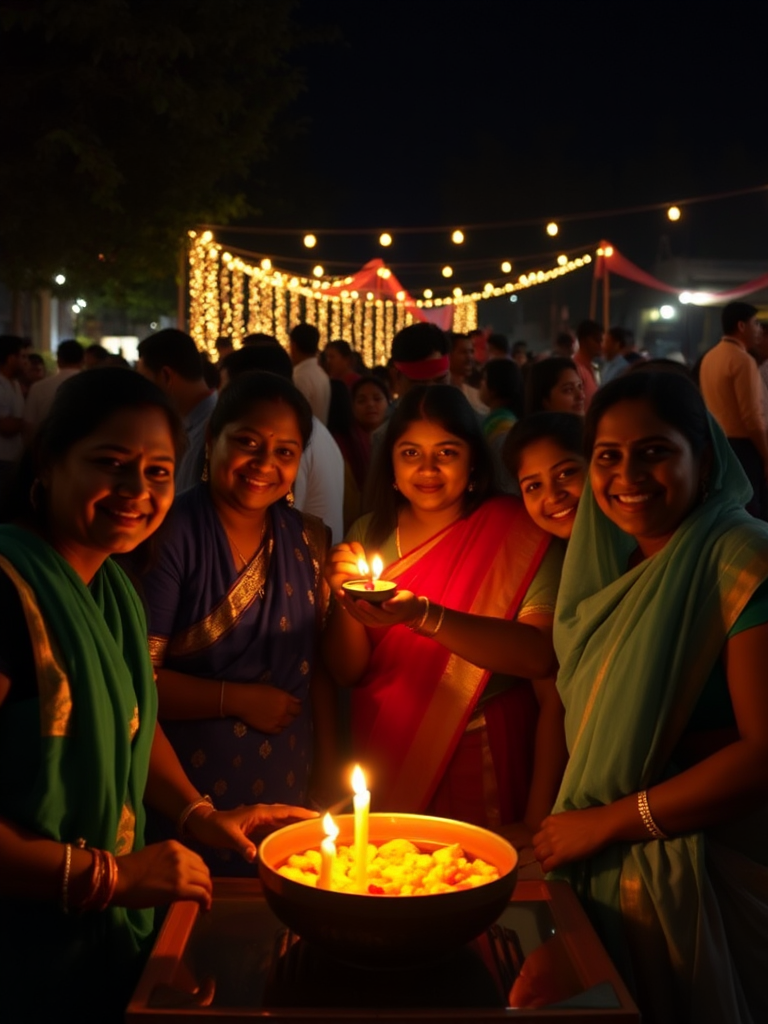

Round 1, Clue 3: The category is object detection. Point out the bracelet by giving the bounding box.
[60,843,72,913]
[407,597,430,632]
[424,604,446,636]
[219,679,226,718]
[637,790,668,840]
[178,794,215,838]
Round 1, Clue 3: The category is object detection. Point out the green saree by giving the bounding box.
[0,526,157,1021]
[552,424,768,1023]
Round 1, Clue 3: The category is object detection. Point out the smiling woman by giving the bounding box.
[0,369,315,1023]
[135,371,335,875]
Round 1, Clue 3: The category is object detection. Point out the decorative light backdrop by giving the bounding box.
[188,230,593,364]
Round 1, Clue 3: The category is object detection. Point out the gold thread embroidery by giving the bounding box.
[252,779,265,797]
[285,582,293,597]
[299,660,309,675]
[234,721,247,738]
[259,740,272,759]
[294,548,304,562]
[307,590,315,605]
[147,634,169,667]
[0,556,73,738]
[280,616,289,632]
[286,770,295,787]
[115,800,136,855]
[128,706,139,742]
[213,779,227,797]
[232,754,242,768]
[191,749,206,768]
[166,544,271,658]
[289,734,297,750]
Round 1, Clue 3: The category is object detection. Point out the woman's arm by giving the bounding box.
[522,671,568,834]
[534,621,768,872]
[321,541,374,687]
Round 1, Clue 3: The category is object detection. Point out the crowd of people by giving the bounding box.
[0,301,767,1023]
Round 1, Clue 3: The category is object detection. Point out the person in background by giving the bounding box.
[22,352,47,394]
[24,338,84,445]
[552,331,577,359]
[573,319,602,410]
[478,358,524,493]
[290,323,331,425]
[600,326,633,385]
[524,357,585,417]
[534,372,768,1023]
[512,339,530,367]
[0,369,313,1022]
[0,335,26,519]
[487,332,512,361]
[137,329,217,495]
[449,332,487,414]
[220,345,345,544]
[215,335,234,362]
[324,339,361,389]
[330,374,391,531]
[84,343,112,370]
[136,372,335,875]
[699,301,768,520]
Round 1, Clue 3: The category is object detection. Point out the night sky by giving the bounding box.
[231,2,767,298]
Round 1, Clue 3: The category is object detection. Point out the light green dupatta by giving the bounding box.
[0,526,157,996]
[552,423,768,1023]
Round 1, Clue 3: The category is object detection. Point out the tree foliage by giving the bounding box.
[0,0,306,299]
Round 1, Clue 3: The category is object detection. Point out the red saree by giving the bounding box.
[350,496,551,824]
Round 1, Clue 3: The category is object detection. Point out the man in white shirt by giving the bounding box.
[24,338,84,444]
[290,323,331,425]
[0,335,26,517]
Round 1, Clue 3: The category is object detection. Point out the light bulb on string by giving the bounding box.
[379,232,392,247]
[667,206,681,221]
[501,261,512,274]
[313,265,324,277]
[303,234,317,249]
[442,266,453,278]
[546,222,559,237]
[451,230,465,245]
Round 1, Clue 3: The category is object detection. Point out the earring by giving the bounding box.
[201,458,209,483]
[393,482,399,492]
[467,482,475,493]
[286,489,295,507]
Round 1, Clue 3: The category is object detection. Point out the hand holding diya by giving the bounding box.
[342,554,397,604]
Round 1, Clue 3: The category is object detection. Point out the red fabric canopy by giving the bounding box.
[324,259,426,320]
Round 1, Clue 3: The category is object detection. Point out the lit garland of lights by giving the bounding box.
[187,230,592,361]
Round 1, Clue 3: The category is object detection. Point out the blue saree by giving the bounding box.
[141,485,327,874]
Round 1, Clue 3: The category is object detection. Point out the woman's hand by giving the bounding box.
[228,684,301,734]
[186,804,319,865]
[324,541,367,597]
[342,589,423,628]
[532,807,614,872]
[114,841,213,910]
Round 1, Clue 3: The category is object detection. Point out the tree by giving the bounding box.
[0,0,306,303]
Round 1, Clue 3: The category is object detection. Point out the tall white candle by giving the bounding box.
[352,764,370,892]
[318,812,338,890]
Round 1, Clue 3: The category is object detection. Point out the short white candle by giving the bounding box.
[352,765,370,892]
[318,812,338,890]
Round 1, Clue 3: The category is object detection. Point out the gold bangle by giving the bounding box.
[219,679,226,718]
[60,843,72,914]
[637,789,668,840]
[178,794,215,838]
[408,597,430,631]
[425,604,446,636]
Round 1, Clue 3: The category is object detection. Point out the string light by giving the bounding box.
[451,229,465,245]
[546,222,559,237]
[501,261,512,273]
[313,265,324,277]
[667,206,681,221]
[557,254,568,266]
[303,234,317,248]
[379,233,392,247]
[442,266,453,278]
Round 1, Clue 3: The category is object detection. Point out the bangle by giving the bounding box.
[637,790,668,840]
[407,597,430,632]
[60,843,72,913]
[219,679,226,718]
[424,604,446,636]
[178,794,215,838]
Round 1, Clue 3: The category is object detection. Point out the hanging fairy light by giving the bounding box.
[379,232,392,247]
[303,234,317,248]
[442,266,453,278]
[667,206,681,221]
[313,265,324,277]
[546,222,559,237]
[451,229,465,245]
[501,261,512,274]
[557,254,568,266]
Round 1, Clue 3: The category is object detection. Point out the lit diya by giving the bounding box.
[342,554,397,604]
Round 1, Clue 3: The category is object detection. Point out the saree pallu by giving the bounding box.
[551,422,768,1024]
[0,527,156,1022]
[142,485,327,874]
[350,496,551,824]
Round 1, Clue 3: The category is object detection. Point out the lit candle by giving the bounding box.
[371,555,383,582]
[356,557,374,591]
[352,764,370,892]
[318,812,338,890]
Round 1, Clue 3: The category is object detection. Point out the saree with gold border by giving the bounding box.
[551,423,768,1023]
[349,495,553,825]
[0,526,156,1021]
[141,485,327,874]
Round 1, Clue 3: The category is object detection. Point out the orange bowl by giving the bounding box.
[257,813,518,966]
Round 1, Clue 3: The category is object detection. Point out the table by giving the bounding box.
[127,879,639,1022]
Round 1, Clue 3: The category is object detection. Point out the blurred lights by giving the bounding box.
[451,230,465,245]
[313,265,324,277]
[667,206,681,221]
[546,222,559,237]
[379,233,392,247]
[423,289,433,298]
[442,266,453,278]
[509,295,518,303]
[54,273,66,285]
[557,254,568,266]
[303,234,317,248]
[501,261,512,274]
[260,258,272,271]
[660,305,676,320]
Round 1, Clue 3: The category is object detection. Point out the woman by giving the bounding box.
[479,358,523,442]
[324,385,565,835]
[533,373,768,1023]
[138,371,333,874]
[503,412,586,540]
[524,356,585,417]
[0,369,312,1022]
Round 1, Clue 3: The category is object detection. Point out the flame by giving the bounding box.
[322,812,339,841]
[351,764,368,795]
[356,557,370,578]
[371,555,383,581]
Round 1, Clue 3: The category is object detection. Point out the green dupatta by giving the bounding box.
[551,422,768,1023]
[0,525,156,965]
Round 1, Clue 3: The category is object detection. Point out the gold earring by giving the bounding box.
[286,489,295,507]
[201,458,209,483]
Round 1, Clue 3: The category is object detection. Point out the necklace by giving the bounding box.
[230,518,267,569]
[396,523,402,559]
